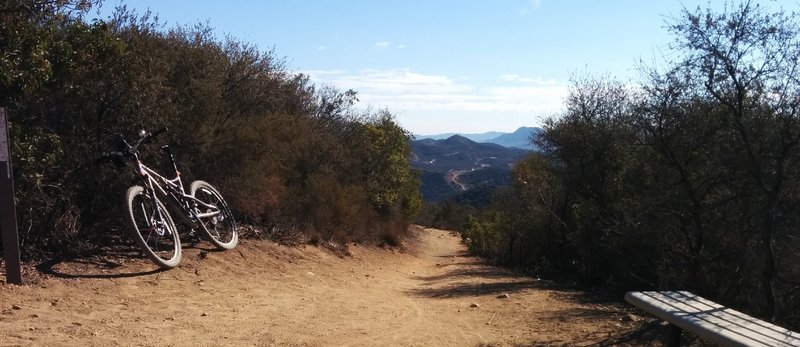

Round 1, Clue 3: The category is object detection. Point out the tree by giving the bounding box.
[664,0,800,321]
[538,75,645,284]
[1,0,95,102]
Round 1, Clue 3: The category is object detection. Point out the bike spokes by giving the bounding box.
[190,181,238,250]
[126,186,182,268]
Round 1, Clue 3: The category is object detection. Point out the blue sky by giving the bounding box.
[95,0,797,135]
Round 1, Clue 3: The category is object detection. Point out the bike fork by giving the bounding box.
[146,189,170,236]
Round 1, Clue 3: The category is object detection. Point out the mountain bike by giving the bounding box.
[101,128,238,268]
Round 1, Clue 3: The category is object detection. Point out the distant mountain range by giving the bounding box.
[415,131,504,142]
[415,126,542,150]
[410,129,538,203]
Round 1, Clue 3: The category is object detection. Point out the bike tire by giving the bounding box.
[125,185,182,268]
[190,180,238,250]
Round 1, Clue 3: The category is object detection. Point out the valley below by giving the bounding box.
[411,134,531,202]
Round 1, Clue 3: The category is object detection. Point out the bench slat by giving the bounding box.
[625,291,800,347]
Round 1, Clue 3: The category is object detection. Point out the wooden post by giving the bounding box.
[0,107,22,285]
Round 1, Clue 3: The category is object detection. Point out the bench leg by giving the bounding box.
[666,324,682,347]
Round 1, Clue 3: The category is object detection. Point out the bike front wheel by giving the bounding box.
[125,186,182,268]
[190,180,238,250]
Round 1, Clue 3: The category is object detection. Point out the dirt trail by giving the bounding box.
[0,227,646,346]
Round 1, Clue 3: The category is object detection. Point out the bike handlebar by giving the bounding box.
[97,127,169,165]
[132,127,167,149]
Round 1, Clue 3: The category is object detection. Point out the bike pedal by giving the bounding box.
[187,229,201,245]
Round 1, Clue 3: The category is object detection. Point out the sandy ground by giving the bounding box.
[0,227,652,346]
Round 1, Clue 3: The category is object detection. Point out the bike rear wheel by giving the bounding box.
[190,180,238,250]
[125,186,182,268]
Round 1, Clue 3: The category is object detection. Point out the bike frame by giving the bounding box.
[130,149,220,226]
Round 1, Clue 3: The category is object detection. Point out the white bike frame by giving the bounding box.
[133,156,220,223]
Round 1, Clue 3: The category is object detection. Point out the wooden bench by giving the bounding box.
[625,291,800,347]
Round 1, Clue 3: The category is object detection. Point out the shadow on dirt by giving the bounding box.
[589,319,668,346]
[35,242,220,279]
[409,280,545,298]
[506,312,666,346]
[510,322,664,347]
[408,264,558,298]
[416,266,530,282]
[436,250,471,258]
[432,260,487,268]
[36,250,164,279]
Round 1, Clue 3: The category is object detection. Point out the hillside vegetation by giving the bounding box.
[0,1,421,257]
[448,1,800,330]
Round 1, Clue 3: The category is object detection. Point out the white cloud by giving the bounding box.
[371,42,406,50]
[303,68,567,116]
[317,46,326,51]
[500,74,558,84]
[519,0,542,16]
[300,68,568,133]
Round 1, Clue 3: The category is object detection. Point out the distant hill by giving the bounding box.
[415,126,543,150]
[410,135,529,202]
[414,131,504,142]
[410,135,528,172]
[486,127,542,150]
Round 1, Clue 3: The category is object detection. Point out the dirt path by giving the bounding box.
[0,227,647,346]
